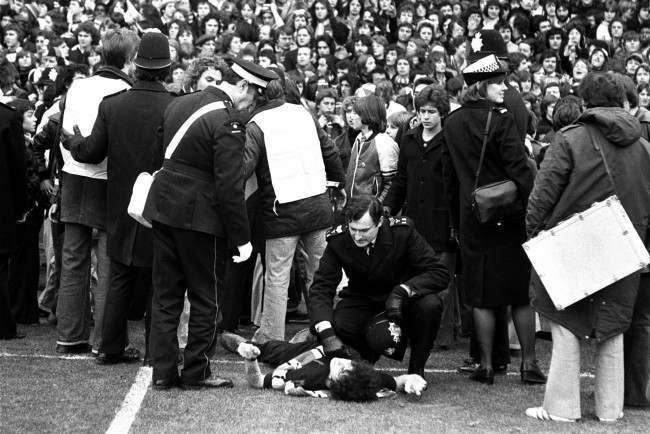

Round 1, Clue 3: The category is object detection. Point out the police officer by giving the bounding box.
[443,54,543,385]
[62,31,175,364]
[143,58,278,389]
[308,194,450,377]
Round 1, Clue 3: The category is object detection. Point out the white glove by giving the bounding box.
[403,374,427,396]
[233,242,253,263]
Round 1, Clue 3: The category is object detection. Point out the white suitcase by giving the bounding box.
[523,196,650,310]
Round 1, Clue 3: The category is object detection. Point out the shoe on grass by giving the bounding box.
[96,347,141,365]
[525,406,576,422]
[221,332,246,354]
[56,343,91,354]
[598,412,623,423]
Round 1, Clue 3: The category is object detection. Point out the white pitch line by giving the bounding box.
[0,353,596,379]
[0,351,94,360]
[105,367,152,434]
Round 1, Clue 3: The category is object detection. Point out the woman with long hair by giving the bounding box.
[345,95,399,202]
[443,55,544,386]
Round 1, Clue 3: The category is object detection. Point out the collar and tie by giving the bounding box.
[365,242,375,256]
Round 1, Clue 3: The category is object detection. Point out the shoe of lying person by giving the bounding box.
[221,332,247,354]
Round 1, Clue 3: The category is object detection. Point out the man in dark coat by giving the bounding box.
[384,84,458,347]
[525,73,650,422]
[309,195,450,377]
[0,101,27,340]
[62,32,175,364]
[605,72,650,408]
[143,59,276,389]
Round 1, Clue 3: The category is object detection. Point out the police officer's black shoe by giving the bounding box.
[96,348,141,365]
[181,377,234,389]
[153,376,180,390]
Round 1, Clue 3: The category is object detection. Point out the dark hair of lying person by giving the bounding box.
[328,361,385,402]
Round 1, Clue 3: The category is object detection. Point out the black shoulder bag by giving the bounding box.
[470,110,524,226]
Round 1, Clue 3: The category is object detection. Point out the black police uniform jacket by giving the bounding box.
[0,102,27,253]
[308,217,450,325]
[66,80,174,267]
[442,100,534,308]
[143,87,250,248]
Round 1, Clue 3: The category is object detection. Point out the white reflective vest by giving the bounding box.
[250,103,326,204]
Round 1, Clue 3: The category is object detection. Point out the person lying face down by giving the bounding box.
[222,332,427,402]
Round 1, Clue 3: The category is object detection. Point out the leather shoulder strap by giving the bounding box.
[472,109,493,191]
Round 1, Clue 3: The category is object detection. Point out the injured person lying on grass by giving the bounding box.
[221,332,427,402]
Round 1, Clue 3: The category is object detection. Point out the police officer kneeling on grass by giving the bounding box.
[144,58,278,390]
[308,194,450,377]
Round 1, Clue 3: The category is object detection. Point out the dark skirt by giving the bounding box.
[460,242,531,308]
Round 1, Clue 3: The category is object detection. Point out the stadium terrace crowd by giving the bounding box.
[1,0,649,423]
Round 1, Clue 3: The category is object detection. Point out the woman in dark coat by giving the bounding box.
[443,54,542,385]
[525,73,650,423]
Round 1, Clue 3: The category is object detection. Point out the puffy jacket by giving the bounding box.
[345,131,399,202]
[526,107,650,341]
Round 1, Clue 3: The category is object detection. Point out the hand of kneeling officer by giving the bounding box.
[385,284,413,324]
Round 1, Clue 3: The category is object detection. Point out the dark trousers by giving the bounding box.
[256,340,317,366]
[0,254,17,338]
[150,222,228,383]
[333,293,444,375]
[219,242,262,331]
[100,259,152,357]
[624,272,650,407]
[9,211,43,324]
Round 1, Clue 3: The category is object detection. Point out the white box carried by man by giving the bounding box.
[523,196,649,310]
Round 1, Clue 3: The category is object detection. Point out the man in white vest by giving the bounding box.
[245,74,346,344]
[56,29,140,354]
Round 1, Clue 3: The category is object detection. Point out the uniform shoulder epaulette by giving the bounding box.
[326,224,346,239]
[102,88,128,100]
[388,216,411,227]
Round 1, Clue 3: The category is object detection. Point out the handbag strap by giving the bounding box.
[472,108,494,192]
[586,125,618,195]
[165,101,226,159]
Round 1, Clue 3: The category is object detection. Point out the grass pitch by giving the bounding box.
[1,320,648,433]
